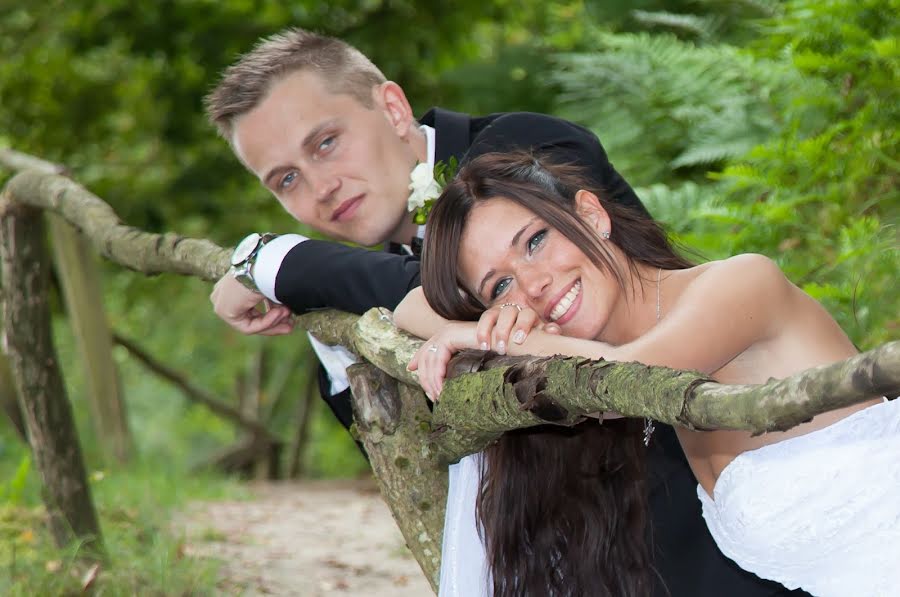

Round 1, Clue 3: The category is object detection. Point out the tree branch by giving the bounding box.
[112,333,279,444]
[2,169,228,281]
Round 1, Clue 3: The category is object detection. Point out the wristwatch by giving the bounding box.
[229,232,278,292]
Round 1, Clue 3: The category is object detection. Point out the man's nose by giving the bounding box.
[308,167,340,203]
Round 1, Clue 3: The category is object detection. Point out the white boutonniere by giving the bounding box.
[407,157,458,224]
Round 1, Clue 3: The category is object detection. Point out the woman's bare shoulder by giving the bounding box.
[684,253,789,297]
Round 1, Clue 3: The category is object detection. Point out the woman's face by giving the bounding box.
[457,196,623,341]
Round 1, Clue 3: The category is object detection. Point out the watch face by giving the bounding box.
[231,232,262,266]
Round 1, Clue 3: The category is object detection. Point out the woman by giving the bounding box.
[393,152,899,597]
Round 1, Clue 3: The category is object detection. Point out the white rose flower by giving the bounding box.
[407,162,443,212]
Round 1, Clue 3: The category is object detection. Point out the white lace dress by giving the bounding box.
[699,397,900,597]
[439,399,900,597]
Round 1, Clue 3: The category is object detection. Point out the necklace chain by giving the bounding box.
[644,267,662,447]
[656,266,662,322]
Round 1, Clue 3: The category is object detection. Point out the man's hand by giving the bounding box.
[210,274,295,336]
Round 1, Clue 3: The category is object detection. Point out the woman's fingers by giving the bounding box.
[511,309,539,344]
[475,309,500,350]
[415,341,452,400]
[477,304,547,354]
[410,322,479,400]
[490,305,521,354]
[541,322,562,335]
[407,350,420,371]
[430,344,451,397]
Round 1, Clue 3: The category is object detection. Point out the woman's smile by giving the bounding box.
[549,279,582,323]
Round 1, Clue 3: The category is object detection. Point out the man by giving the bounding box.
[206,28,806,597]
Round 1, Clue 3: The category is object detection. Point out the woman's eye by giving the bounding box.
[527,229,547,254]
[491,277,511,300]
[280,171,297,189]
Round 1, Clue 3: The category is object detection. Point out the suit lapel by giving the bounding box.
[406,108,473,255]
[420,107,472,164]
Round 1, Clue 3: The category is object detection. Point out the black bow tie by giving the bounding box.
[410,236,423,258]
[387,237,423,257]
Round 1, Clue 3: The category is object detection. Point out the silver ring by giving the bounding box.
[427,344,439,353]
[499,302,522,312]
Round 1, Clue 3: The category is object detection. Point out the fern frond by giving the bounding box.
[630,10,723,39]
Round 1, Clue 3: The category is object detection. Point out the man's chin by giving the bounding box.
[317,212,407,247]
[330,227,393,248]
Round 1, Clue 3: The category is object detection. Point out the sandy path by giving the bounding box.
[181,479,434,596]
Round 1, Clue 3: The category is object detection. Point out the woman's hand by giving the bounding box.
[408,305,562,400]
[408,321,480,400]
[477,303,560,355]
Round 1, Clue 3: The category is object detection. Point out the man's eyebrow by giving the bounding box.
[301,120,336,151]
[263,165,292,188]
[262,120,338,188]
[476,217,539,297]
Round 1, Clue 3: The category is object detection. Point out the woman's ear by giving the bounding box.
[575,189,612,237]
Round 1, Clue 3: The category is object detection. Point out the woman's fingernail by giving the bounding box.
[480,342,488,351]
[513,330,526,344]
[497,340,506,354]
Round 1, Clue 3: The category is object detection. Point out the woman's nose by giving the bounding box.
[517,266,552,299]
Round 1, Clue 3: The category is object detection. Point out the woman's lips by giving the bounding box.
[548,279,582,325]
[331,195,364,222]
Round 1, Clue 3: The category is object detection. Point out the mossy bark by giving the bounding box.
[347,364,446,591]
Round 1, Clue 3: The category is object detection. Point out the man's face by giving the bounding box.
[232,70,422,246]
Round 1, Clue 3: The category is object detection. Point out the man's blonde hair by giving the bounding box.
[205,28,387,139]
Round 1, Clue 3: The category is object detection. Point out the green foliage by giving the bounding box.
[553,30,817,186]
[627,0,899,349]
[0,454,30,506]
[0,449,244,595]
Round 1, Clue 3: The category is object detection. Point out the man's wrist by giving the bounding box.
[230,232,279,292]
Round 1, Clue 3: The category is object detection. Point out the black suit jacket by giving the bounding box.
[277,108,808,597]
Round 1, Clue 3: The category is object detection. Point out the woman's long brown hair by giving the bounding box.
[421,152,693,596]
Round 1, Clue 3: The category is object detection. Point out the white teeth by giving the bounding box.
[550,280,581,322]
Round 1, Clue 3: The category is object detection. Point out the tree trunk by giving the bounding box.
[49,214,133,464]
[347,364,446,592]
[0,195,103,555]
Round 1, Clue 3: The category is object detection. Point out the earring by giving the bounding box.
[601,230,611,239]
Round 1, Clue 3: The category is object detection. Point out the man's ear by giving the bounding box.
[374,81,416,137]
[575,189,612,235]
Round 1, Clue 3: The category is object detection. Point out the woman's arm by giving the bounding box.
[510,254,794,375]
[393,286,449,339]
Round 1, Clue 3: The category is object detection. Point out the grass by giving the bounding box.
[0,449,248,596]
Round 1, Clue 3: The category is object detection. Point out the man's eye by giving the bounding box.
[280,171,298,189]
[491,277,511,300]
[527,229,547,254]
[318,136,335,153]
